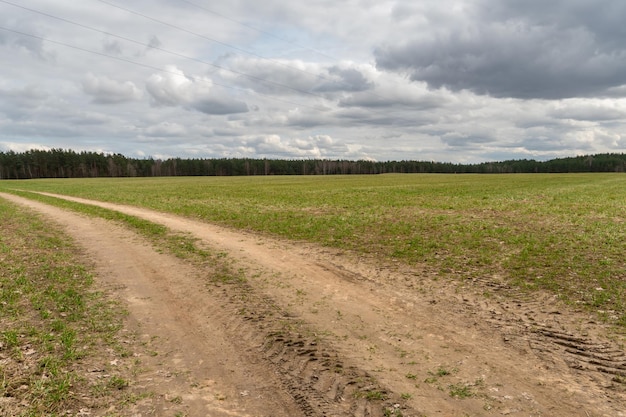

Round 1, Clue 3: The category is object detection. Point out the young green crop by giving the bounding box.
[3,173,626,326]
[0,198,133,415]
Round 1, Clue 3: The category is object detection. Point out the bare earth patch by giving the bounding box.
[1,191,625,417]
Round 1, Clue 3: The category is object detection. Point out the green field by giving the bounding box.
[2,173,625,325]
[0,198,135,416]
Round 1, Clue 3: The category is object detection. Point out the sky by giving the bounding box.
[1,0,626,163]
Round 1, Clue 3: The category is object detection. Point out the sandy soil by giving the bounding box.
[1,191,624,417]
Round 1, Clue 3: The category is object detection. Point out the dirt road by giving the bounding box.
[1,191,624,417]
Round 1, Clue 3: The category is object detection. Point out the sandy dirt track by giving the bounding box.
[1,191,625,417]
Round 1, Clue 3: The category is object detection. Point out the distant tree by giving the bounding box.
[1,149,626,179]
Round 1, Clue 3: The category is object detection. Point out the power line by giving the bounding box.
[171,0,393,104]
[94,0,392,104]
[96,0,387,109]
[1,1,421,126]
[93,0,331,84]
[0,25,330,113]
[176,0,338,62]
[0,0,332,102]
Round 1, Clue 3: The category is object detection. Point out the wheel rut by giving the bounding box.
[209,278,410,417]
[1,192,412,417]
[3,190,626,417]
[471,276,626,394]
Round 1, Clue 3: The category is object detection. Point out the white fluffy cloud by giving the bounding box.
[146,66,248,115]
[241,134,350,159]
[82,73,142,104]
[1,0,625,162]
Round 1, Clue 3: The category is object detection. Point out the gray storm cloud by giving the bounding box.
[375,0,626,99]
[2,0,626,162]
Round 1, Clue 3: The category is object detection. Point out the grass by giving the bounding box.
[422,366,481,399]
[0,198,132,416]
[1,189,214,267]
[0,192,214,416]
[356,389,388,401]
[2,173,626,326]
[448,383,474,399]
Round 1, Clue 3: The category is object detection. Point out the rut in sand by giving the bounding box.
[1,191,624,417]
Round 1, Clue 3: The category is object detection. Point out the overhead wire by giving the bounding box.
[93,0,333,84]
[0,0,419,126]
[0,25,330,113]
[94,0,392,103]
[176,0,338,62]
[0,0,334,102]
[171,0,401,105]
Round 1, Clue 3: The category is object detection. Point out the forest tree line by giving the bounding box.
[1,149,625,179]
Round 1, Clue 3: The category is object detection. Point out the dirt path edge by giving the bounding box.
[2,191,625,417]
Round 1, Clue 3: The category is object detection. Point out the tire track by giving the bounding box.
[0,192,303,417]
[1,192,414,417]
[6,190,626,417]
[472,276,626,392]
[7,191,418,415]
[208,278,411,417]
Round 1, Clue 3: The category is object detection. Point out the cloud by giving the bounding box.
[0,85,52,122]
[242,134,349,158]
[2,0,626,163]
[0,25,49,61]
[312,66,373,93]
[143,121,187,138]
[0,85,48,109]
[147,35,162,50]
[102,39,123,55]
[82,73,142,104]
[146,66,249,114]
[440,132,496,148]
[338,78,448,110]
[219,56,323,95]
[375,0,626,99]
[67,111,115,126]
[146,68,192,107]
[549,99,626,121]
[192,96,250,115]
[220,56,375,98]
[0,141,51,153]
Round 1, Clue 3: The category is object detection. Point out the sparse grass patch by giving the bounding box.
[3,173,626,326]
[383,406,404,417]
[435,367,452,377]
[356,389,388,401]
[448,382,474,399]
[424,365,459,389]
[108,375,129,390]
[0,198,134,415]
[3,189,246,288]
